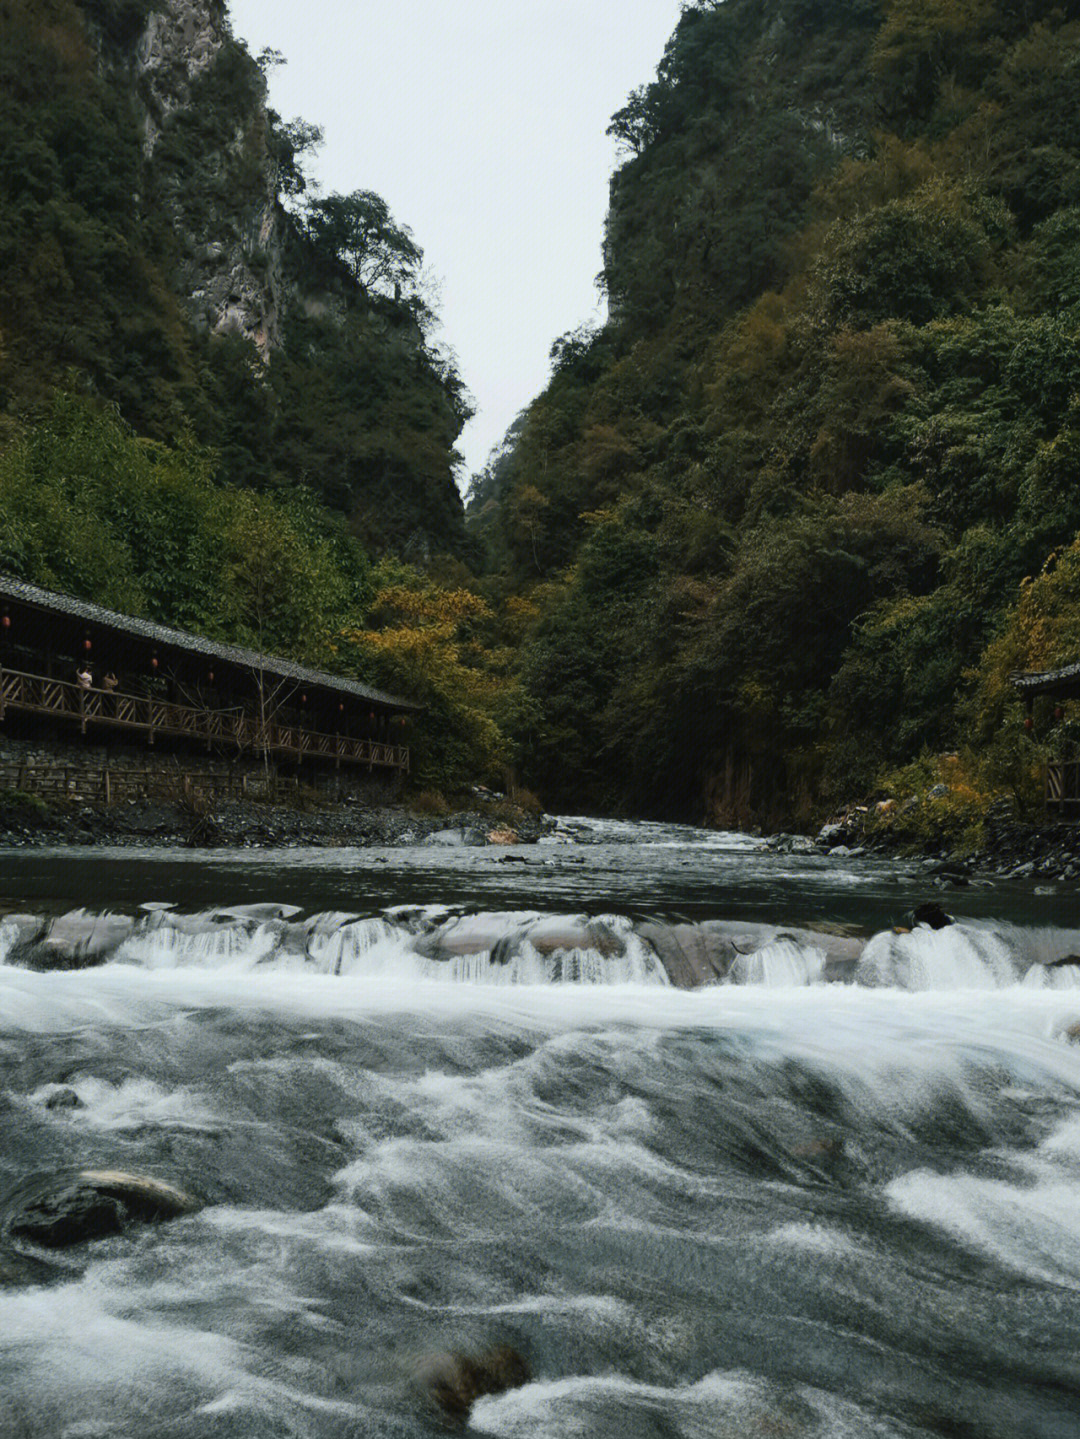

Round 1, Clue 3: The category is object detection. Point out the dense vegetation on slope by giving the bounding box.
[470,0,1080,826]
[0,0,512,790]
[0,0,471,559]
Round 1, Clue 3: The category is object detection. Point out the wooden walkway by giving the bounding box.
[0,668,408,771]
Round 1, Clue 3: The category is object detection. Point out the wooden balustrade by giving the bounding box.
[0,667,408,771]
[1046,760,1080,817]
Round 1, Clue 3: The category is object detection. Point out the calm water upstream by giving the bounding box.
[2,819,1080,1437]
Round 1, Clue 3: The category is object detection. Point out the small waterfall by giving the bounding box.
[727,937,826,986]
[855,923,1023,989]
[0,917,19,966]
[111,910,285,970]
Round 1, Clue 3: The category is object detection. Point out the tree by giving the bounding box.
[302,191,423,297]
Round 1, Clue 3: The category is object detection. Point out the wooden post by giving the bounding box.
[104,769,111,806]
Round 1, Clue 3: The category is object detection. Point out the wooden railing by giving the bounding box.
[0,667,408,771]
[1046,760,1080,817]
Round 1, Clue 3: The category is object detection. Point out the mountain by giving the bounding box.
[471,0,1080,827]
[0,0,472,559]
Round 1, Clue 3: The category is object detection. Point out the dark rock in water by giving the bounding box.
[413,1345,530,1418]
[910,903,954,930]
[1046,954,1080,969]
[6,1170,200,1249]
[44,1087,82,1111]
[14,910,134,970]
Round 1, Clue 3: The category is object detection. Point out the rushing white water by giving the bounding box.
[5,828,1080,1437]
[4,967,1080,1438]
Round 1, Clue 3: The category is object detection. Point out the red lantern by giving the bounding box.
[1024,716,1034,731]
[83,637,92,652]
[1055,706,1064,721]
[1,611,10,630]
[207,670,214,684]
[151,656,159,670]
[301,693,307,705]
[369,711,375,721]
[339,702,344,713]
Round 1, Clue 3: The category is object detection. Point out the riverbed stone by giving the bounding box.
[44,1086,82,1110]
[413,1345,530,1418]
[637,922,736,988]
[6,1170,200,1248]
[14,910,135,970]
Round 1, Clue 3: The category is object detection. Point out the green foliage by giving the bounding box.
[467,0,1080,826]
[0,788,50,817]
[0,0,472,561]
[343,564,520,792]
[0,395,373,659]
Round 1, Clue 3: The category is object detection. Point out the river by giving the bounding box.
[2,819,1080,1437]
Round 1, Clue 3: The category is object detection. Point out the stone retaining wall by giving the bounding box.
[0,732,401,805]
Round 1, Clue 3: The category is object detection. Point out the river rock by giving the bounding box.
[910,903,954,930]
[413,1345,530,1418]
[487,828,519,844]
[6,1170,200,1248]
[637,922,736,987]
[44,1087,82,1111]
[424,827,487,847]
[14,909,135,970]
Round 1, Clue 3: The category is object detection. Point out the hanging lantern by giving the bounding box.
[1,609,10,630]
[301,693,307,705]
[151,655,159,670]
[1055,706,1064,721]
[1024,716,1034,731]
[369,710,375,721]
[83,636,92,652]
[207,670,214,685]
[339,702,345,713]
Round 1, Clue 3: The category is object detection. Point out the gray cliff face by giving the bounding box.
[126,0,287,357]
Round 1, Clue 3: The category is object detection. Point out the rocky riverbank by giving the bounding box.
[0,791,557,850]
[768,797,1080,884]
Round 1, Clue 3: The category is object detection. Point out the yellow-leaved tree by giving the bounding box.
[342,564,524,793]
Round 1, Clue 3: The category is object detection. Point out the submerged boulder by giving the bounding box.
[637,922,736,988]
[6,1170,200,1248]
[910,903,954,930]
[13,910,134,970]
[44,1087,82,1111]
[413,1345,530,1418]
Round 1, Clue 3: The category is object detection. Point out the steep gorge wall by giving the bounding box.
[130,0,286,356]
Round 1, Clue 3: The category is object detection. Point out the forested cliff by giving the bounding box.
[7,0,1080,819]
[470,0,1080,828]
[0,0,471,560]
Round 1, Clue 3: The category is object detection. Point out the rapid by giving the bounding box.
[2,820,1080,1437]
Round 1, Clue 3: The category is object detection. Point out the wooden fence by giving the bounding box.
[0,666,408,772]
[1046,760,1080,818]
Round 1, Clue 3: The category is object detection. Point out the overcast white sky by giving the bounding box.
[226,1,683,487]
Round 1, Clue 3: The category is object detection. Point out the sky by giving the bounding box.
[226,0,684,487]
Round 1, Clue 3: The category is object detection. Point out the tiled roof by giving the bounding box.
[0,574,419,711]
[1010,664,1080,694]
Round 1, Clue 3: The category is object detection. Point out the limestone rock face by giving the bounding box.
[127,0,286,356]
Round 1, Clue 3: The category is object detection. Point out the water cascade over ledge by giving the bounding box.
[5,826,1080,1437]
